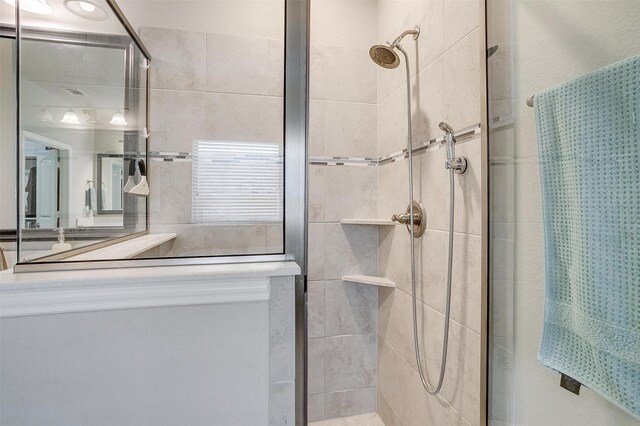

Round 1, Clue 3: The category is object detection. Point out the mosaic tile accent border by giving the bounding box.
[308,157,378,167]
[149,151,192,162]
[144,124,481,166]
[310,123,481,167]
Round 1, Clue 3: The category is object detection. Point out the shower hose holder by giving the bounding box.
[445,157,467,174]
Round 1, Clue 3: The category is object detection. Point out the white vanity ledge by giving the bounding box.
[64,233,177,261]
[0,261,300,318]
[342,275,396,288]
[340,219,396,226]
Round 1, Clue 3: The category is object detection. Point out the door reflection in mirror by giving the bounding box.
[97,154,124,214]
[22,133,70,230]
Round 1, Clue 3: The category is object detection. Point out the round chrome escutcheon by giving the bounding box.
[405,200,426,238]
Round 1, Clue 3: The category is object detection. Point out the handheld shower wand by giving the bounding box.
[440,122,467,174]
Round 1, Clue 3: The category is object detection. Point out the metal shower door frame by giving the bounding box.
[284,0,310,423]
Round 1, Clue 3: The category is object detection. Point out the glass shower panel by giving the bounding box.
[126,1,286,258]
[487,0,640,424]
[16,0,149,262]
[2,0,286,268]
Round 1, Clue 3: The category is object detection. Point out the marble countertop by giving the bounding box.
[0,260,301,317]
[0,260,301,288]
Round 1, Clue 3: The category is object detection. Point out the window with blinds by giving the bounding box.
[192,140,283,224]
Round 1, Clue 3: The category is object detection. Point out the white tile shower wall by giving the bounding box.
[309,0,483,421]
[308,0,380,419]
[139,26,284,256]
[307,222,379,422]
[205,34,284,97]
[269,276,296,426]
[375,0,483,423]
[118,0,284,42]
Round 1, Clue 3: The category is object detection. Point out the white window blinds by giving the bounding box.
[192,140,283,224]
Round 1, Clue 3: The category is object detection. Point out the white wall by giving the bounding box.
[0,270,297,425]
[0,302,270,425]
[488,0,640,425]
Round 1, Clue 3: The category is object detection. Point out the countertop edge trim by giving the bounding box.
[0,274,282,318]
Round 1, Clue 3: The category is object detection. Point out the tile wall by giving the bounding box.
[307,0,380,420]
[375,0,483,424]
[139,27,284,257]
[308,0,484,423]
[269,276,296,425]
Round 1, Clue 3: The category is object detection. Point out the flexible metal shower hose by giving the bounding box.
[398,45,453,395]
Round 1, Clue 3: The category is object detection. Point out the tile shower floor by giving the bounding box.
[310,413,385,426]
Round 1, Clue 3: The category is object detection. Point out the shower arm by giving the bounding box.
[390,26,420,48]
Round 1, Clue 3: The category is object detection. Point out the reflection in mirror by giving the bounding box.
[97,154,123,214]
[19,35,133,238]
[3,12,149,263]
[22,132,71,230]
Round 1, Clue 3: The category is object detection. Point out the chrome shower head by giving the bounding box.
[369,26,420,69]
[369,44,400,69]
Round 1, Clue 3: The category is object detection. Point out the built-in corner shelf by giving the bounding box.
[340,219,396,226]
[342,275,396,288]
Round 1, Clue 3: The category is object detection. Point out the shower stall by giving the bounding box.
[0,0,638,423]
[306,0,486,422]
[307,0,638,423]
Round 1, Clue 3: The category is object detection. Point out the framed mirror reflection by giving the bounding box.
[0,19,149,264]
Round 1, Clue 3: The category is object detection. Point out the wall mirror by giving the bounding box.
[0,5,149,263]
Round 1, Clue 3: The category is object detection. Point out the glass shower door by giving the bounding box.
[487,0,640,424]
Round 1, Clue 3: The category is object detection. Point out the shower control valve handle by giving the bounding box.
[392,201,427,238]
[391,212,420,225]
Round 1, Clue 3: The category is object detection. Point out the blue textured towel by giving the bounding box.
[535,54,640,419]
